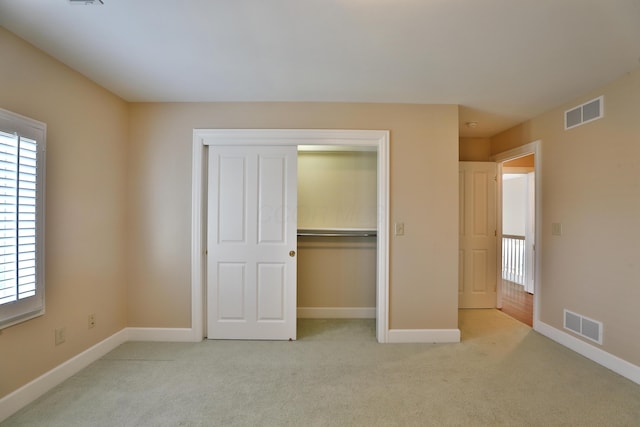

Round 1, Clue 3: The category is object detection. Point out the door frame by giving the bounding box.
[191,129,390,342]
[492,140,541,328]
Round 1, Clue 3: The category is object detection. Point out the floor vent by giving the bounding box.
[564,309,603,344]
[564,96,603,130]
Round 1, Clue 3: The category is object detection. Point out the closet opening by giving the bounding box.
[192,129,390,343]
[296,145,378,341]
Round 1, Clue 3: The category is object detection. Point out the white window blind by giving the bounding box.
[0,109,45,329]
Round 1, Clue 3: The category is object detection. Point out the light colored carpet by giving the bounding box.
[3,310,640,426]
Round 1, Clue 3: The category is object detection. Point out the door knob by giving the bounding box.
[289,250,296,257]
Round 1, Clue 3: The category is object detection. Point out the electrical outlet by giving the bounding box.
[55,327,66,346]
[88,314,96,329]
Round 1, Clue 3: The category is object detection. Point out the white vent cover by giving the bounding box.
[565,96,603,130]
[564,309,603,344]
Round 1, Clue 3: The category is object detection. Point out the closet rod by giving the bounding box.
[297,228,377,237]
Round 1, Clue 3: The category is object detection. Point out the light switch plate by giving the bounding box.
[395,222,405,236]
[551,222,562,236]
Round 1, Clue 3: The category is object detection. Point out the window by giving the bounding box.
[0,108,46,329]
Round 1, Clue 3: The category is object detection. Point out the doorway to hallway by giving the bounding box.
[499,153,535,326]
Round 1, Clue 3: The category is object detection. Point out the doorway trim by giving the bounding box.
[492,140,541,329]
[191,129,390,343]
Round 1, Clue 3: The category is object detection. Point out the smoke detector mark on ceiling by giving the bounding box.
[69,0,104,5]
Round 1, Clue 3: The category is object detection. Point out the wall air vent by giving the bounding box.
[564,96,603,130]
[564,309,603,344]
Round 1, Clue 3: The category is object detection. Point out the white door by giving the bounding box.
[207,145,297,340]
[459,162,497,308]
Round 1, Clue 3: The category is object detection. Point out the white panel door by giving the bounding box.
[459,162,497,308]
[207,146,297,340]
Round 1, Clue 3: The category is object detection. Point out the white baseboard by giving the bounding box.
[387,328,461,343]
[297,307,376,319]
[0,329,128,423]
[126,327,199,342]
[535,321,640,385]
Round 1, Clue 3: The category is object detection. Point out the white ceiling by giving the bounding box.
[1,0,639,137]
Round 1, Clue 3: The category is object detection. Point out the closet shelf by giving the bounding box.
[297,228,377,237]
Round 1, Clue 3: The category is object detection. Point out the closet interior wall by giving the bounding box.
[297,149,378,317]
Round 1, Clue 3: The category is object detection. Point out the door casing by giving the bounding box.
[191,129,390,342]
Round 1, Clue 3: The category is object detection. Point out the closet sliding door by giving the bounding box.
[207,145,298,340]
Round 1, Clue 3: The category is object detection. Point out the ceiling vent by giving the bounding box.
[69,0,103,4]
[564,96,603,130]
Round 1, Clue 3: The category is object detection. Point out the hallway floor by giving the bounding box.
[499,279,533,326]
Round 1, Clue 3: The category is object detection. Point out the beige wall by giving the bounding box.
[0,29,129,398]
[491,68,640,366]
[459,137,491,161]
[298,237,376,308]
[298,151,377,229]
[127,102,460,330]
